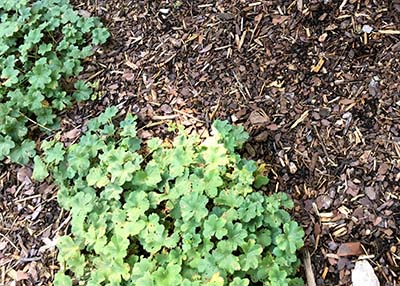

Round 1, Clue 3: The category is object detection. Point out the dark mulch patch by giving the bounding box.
[1,0,399,285]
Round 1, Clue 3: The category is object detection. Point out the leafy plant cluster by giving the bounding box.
[0,0,109,164]
[34,107,305,286]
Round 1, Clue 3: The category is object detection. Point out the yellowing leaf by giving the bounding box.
[208,272,224,286]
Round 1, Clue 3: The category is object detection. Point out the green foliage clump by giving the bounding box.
[0,0,109,164]
[35,107,304,286]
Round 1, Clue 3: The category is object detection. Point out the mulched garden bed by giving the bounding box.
[1,0,399,285]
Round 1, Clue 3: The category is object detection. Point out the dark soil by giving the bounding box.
[1,0,399,285]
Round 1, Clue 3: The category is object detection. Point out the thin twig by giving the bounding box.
[312,125,338,167]
[0,233,19,252]
[19,112,53,132]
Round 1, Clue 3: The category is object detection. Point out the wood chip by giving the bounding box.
[272,15,290,25]
[248,110,270,125]
[62,128,81,140]
[337,242,364,257]
[199,44,213,53]
[311,58,325,73]
[7,270,29,281]
[377,163,389,175]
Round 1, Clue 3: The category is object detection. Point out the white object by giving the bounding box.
[159,8,170,14]
[352,260,380,286]
[362,25,374,34]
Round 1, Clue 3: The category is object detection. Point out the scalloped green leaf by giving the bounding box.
[42,110,303,286]
[32,155,48,182]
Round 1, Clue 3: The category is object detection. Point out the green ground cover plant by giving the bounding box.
[0,0,109,164]
[34,107,305,286]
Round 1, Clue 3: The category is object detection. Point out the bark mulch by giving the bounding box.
[1,0,399,285]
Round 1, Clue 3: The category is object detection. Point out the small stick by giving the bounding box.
[152,114,179,121]
[339,0,348,11]
[377,30,400,35]
[209,97,221,121]
[297,0,303,11]
[0,233,19,252]
[290,110,309,129]
[303,248,317,286]
[172,108,205,123]
[19,112,53,132]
